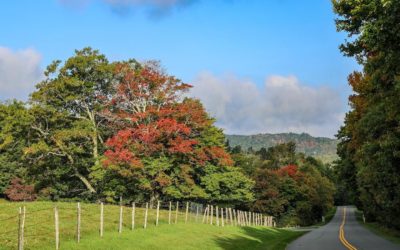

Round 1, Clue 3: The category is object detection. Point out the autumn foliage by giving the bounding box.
[275,164,299,178]
[102,61,240,201]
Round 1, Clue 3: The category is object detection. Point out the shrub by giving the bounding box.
[4,178,36,201]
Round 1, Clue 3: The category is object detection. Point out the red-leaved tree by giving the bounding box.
[102,61,238,203]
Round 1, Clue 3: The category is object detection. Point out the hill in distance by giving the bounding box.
[225,133,338,163]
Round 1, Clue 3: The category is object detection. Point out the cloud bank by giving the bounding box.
[190,72,344,138]
[0,47,43,101]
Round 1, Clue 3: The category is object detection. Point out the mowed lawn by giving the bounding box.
[0,200,304,250]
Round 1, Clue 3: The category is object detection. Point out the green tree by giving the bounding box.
[0,101,32,195]
[264,142,297,169]
[333,0,400,228]
[27,47,115,197]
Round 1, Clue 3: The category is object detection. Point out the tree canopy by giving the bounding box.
[333,0,400,229]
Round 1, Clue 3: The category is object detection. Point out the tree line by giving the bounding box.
[0,48,335,226]
[228,142,335,226]
[333,0,400,230]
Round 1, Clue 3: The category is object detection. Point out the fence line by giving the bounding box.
[1,200,275,250]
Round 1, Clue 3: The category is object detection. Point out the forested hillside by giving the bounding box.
[226,133,338,163]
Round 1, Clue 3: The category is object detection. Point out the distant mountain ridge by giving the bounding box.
[225,133,338,163]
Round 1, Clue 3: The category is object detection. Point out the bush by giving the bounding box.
[4,178,36,201]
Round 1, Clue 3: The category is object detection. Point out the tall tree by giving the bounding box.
[27,47,115,196]
[103,61,253,203]
[333,0,400,228]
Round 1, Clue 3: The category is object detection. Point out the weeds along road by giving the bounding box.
[287,206,400,250]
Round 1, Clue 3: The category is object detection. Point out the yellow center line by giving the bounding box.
[339,207,358,250]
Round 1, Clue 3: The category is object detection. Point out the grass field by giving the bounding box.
[0,200,304,250]
[355,210,400,245]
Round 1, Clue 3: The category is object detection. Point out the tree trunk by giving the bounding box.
[74,169,96,193]
[64,150,96,194]
[149,192,160,209]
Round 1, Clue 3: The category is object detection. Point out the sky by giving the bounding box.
[0,0,359,138]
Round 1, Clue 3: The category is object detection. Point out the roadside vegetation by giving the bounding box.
[227,142,335,227]
[355,210,400,245]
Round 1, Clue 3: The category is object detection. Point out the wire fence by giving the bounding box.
[0,199,275,250]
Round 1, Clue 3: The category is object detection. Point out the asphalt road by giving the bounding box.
[287,206,400,250]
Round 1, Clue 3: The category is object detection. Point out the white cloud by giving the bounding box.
[0,47,43,101]
[190,72,344,138]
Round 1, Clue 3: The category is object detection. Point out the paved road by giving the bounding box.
[287,206,400,250]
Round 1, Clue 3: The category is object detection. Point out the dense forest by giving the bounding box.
[0,48,335,226]
[333,0,400,230]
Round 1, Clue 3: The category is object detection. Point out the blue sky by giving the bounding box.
[0,0,359,137]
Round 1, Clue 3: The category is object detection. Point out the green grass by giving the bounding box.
[0,200,304,250]
[355,210,400,245]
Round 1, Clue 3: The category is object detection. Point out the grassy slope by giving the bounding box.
[355,210,400,245]
[0,200,304,250]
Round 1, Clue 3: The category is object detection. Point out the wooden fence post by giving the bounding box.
[220,208,224,227]
[233,209,237,226]
[18,207,21,250]
[224,208,228,226]
[175,201,179,224]
[196,205,199,223]
[257,214,259,226]
[132,202,135,230]
[258,213,260,226]
[229,208,233,226]
[156,201,160,226]
[185,202,189,224]
[206,205,210,224]
[54,206,59,250]
[249,212,252,226]
[144,202,148,229]
[119,197,123,233]
[210,205,214,225]
[77,202,81,243]
[202,205,208,224]
[168,201,172,224]
[100,202,104,237]
[216,206,219,226]
[22,206,25,250]
[18,206,25,250]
